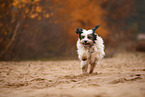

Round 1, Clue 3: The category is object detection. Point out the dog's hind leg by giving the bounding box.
[81,61,88,74]
[89,62,96,74]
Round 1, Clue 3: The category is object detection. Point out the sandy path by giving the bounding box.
[0,52,145,97]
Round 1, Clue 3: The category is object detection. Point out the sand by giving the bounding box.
[0,52,145,97]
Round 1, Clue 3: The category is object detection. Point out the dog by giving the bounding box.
[76,25,105,74]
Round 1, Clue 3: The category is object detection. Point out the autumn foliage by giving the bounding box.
[0,0,144,60]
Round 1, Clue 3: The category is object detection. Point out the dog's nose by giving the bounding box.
[84,40,87,43]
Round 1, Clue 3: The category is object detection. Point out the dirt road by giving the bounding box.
[0,52,145,97]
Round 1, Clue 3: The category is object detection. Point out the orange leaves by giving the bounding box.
[12,0,40,8]
[30,13,38,19]
[44,13,50,18]
[12,0,19,8]
[32,0,40,4]
[1,3,5,8]
[12,0,30,8]
[36,6,42,13]
[25,8,29,14]
[4,31,7,35]
[37,16,41,20]
[12,0,49,20]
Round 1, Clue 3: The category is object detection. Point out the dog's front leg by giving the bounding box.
[89,62,96,74]
[81,60,88,74]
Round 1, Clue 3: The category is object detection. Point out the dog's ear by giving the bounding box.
[76,28,79,34]
[92,25,99,33]
[76,28,83,39]
[76,28,83,34]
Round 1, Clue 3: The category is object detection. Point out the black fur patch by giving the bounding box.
[92,25,99,33]
[92,25,99,43]
[92,33,98,43]
[76,25,99,41]
[76,28,83,39]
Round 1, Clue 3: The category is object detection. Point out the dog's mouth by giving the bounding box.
[83,43,91,47]
[83,43,90,45]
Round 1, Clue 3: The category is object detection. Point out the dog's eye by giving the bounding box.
[88,35,93,39]
[88,36,91,39]
[81,36,85,39]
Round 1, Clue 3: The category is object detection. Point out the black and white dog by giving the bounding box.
[76,25,105,74]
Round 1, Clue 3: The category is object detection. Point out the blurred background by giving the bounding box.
[0,0,145,61]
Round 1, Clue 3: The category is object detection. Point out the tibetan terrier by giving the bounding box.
[76,25,105,74]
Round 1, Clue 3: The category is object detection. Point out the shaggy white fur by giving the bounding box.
[77,35,105,74]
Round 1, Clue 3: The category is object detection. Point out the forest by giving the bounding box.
[0,0,145,60]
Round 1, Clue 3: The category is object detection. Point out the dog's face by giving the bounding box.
[79,29,96,48]
[76,25,99,48]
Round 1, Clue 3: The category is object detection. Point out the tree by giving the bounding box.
[0,0,49,60]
